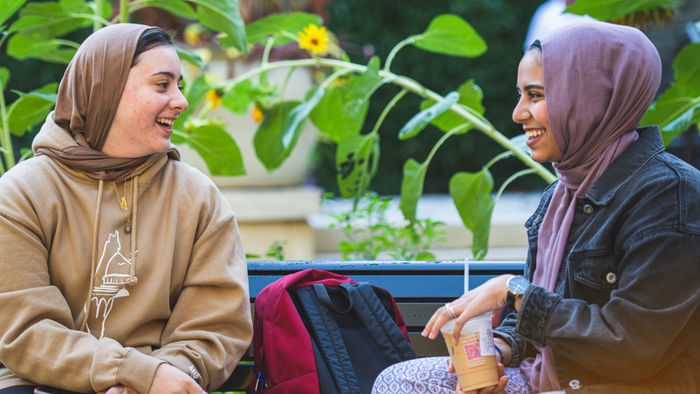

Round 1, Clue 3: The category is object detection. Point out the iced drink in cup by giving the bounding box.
[440,312,499,391]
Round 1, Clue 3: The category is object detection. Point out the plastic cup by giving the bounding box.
[440,312,499,391]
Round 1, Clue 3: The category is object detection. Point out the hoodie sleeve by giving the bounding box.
[0,170,164,393]
[149,202,253,391]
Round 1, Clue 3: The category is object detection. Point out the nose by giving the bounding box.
[171,87,188,112]
[512,98,529,124]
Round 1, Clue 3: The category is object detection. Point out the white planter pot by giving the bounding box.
[179,57,319,188]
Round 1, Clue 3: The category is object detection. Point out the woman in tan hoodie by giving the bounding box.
[0,24,252,394]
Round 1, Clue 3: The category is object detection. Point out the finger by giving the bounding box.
[424,307,452,340]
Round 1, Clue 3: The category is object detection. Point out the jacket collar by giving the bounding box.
[584,126,664,206]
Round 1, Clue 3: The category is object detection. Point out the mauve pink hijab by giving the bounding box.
[519,21,661,391]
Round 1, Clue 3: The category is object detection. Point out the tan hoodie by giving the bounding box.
[0,115,252,393]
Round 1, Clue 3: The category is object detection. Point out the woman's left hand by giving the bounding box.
[97,385,138,394]
[422,275,514,341]
[447,358,508,394]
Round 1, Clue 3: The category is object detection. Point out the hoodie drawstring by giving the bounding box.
[127,175,138,285]
[79,175,139,331]
[80,179,103,331]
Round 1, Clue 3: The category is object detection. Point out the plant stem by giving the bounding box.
[280,67,296,98]
[93,0,103,32]
[370,88,407,135]
[383,36,416,72]
[120,0,129,24]
[425,124,467,165]
[484,151,513,170]
[223,58,558,184]
[52,39,81,49]
[495,168,537,201]
[0,85,14,173]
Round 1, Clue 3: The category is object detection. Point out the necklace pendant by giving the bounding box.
[124,224,132,233]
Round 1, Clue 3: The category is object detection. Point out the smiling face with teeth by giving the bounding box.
[102,44,188,158]
[513,47,562,163]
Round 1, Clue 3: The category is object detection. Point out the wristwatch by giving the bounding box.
[506,275,528,311]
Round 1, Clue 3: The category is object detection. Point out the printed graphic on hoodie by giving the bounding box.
[86,230,136,338]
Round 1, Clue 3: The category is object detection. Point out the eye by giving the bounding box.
[157,81,169,89]
[528,91,543,101]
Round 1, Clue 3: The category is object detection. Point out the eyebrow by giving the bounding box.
[151,71,183,83]
[524,83,544,90]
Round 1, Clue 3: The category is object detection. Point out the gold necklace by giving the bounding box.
[113,176,133,233]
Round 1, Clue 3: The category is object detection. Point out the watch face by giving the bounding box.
[509,276,529,295]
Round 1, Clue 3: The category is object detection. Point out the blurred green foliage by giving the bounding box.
[315,0,545,195]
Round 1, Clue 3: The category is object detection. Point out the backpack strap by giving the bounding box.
[295,283,361,394]
[341,283,417,361]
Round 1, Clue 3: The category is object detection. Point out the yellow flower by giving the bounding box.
[298,24,328,55]
[206,89,222,109]
[252,105,264,123]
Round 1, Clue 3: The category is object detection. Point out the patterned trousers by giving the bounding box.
[372,356,532,394]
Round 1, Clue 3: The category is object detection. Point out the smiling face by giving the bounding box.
[512,48,562,163]
[101,45,187,158]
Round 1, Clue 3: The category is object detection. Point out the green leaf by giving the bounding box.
[413,14,486,58]
[282,86,324,150]
[399,158,427,223]
[7,83,58,137]
[221,80,253,114]
[190,0,247,55]
[246,12,322,46]
[310,56,383,142]
[133,0,196,19]
[174,73,210,131]
[59,0,91,14]
[96,0,112,20]
[449,169,495,260]
[398,91,459,140]
[180,123,245,176]
[674,43,700,97]
[335,133,379,199]
[566,0,676,21]
[16,2,90,38]
[642,83,700,145]
[0,67,9,88]
[7,34,77,63]
[640,44,700,146]
[509,134,530,156]
[421,79,484,133]
[253,101,303,171]
[415,251,436,260]
[0,0,27,26]
[176,47,205,68]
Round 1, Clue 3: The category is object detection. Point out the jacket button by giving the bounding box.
[569,379,581,389]
[583,204,594,214]
[606,272,618,284]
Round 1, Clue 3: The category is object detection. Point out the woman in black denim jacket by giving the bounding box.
[374,20,699,394]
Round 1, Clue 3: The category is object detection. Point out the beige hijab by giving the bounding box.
[36,23,154,181]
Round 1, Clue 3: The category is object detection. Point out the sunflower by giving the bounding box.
[252,105,264,123]
[206,89,223,109]
[298,24,329,55]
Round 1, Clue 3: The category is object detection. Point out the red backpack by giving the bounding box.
[248,269,416,393]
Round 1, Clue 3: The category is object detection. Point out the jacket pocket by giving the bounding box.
[569,250,619,306]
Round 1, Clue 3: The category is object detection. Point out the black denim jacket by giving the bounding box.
[494,127,700,392]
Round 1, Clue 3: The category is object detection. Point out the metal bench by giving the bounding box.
[219,259,525,391]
